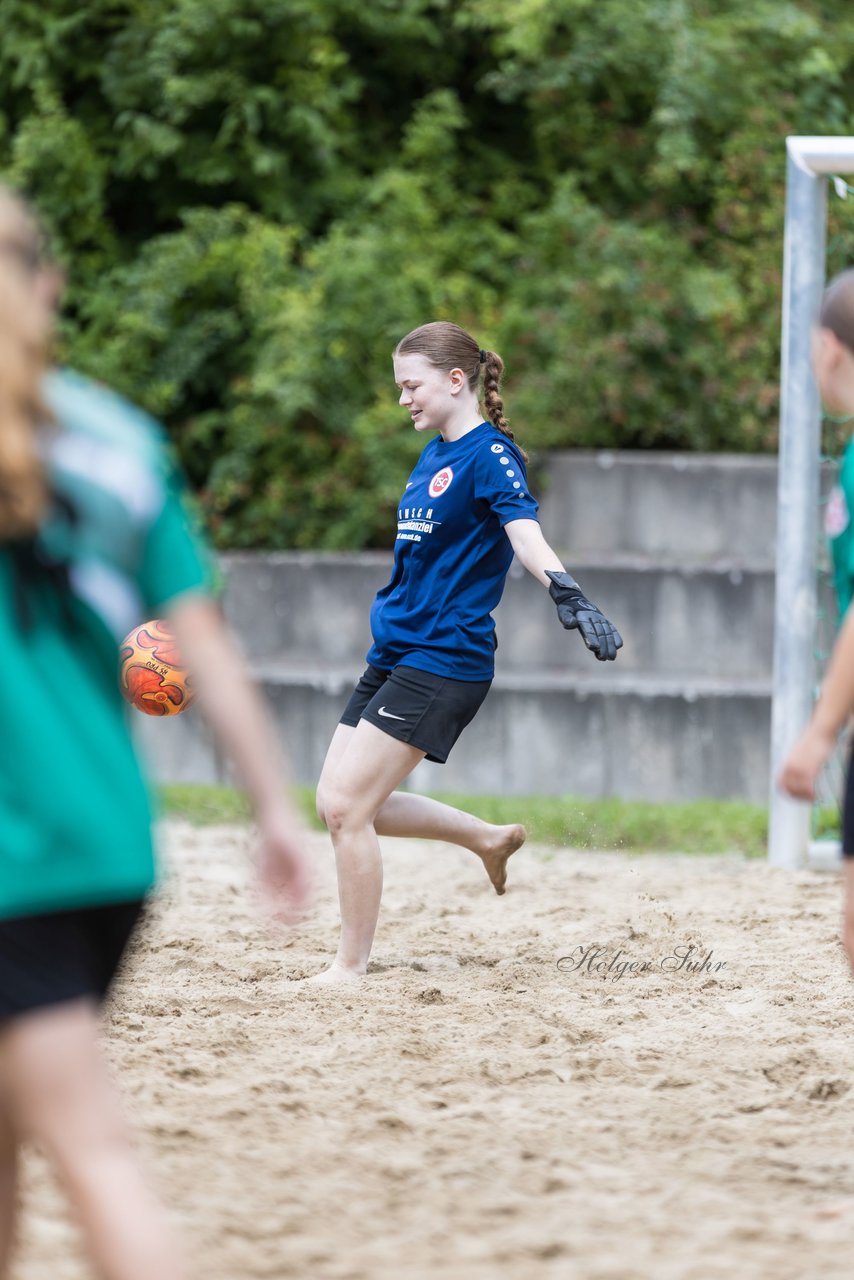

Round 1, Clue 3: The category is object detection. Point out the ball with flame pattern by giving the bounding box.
[119,619,194,716]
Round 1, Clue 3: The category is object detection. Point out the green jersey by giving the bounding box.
[0,370,211,919]
[826,437,854,618]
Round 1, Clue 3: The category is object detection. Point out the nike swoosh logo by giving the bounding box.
[377,707,406,720]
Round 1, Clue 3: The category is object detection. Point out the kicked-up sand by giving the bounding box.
[11,820,854,1279]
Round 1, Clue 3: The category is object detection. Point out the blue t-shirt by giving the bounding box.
[367,422,539,680]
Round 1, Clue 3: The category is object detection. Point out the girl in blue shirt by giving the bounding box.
[314,321,622,984]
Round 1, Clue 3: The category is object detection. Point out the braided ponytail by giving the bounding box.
[395,321,528,461]
[479,349,527,462]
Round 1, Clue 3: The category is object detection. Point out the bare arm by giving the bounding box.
[807,604,854,739]
[776,608,854,975]
[504,518,623,661]
[166,593,310,920]
[778,604,854,801]
[504,518,565,585]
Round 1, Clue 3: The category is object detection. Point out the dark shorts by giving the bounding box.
[0,898,146,1023]
[844,748,854,856]
[340,664,492,763]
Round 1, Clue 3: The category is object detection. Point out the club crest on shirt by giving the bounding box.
[428,466,454,498]
[825,485,850,539]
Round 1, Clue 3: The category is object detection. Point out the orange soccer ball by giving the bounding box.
[119,619,194,716]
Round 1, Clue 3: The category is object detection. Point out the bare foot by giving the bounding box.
[302,962,365,986]
[815,1196,854,1220]
[479,824,526,895]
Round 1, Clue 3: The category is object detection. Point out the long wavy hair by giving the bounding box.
[0,187,53,542]
[394,321,528,461]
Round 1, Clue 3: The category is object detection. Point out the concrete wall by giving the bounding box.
[135,451,831,803]
[214,552,778,679]
[535,451,780,563]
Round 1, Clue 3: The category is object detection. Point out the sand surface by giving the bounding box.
[12,822,854,1280]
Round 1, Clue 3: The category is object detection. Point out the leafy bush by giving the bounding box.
[3,0,854,546]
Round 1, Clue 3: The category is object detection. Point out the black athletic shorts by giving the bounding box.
[0,898,146,1023]
[340,664,492,763]
[844,748,854,857]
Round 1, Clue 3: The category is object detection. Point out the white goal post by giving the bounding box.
[768,137,854,868]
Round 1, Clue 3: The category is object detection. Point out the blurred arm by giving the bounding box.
[810,606,854,739]
[165,592,310,918]
[778,605,854,802]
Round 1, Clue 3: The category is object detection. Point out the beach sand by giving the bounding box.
[12,821,854,1279]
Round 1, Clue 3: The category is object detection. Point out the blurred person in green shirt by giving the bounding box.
[780,267,854,975]
[0,187,310,1280]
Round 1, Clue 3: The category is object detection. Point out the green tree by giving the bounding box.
[2,0,854,546]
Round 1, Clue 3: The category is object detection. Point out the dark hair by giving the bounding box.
[395,321,527,460]
[820,268,854,353]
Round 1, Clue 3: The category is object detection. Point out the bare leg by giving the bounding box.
[313,725,527,982]
[374,792,525,894]
[815,1197,854,1219]
[314,722,426,982]
[317,726,526,896]
[0,1000,185,1280]
[0,1105,17,1278]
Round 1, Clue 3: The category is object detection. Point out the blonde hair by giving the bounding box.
[395,321,528,460]
[0,187,53,541]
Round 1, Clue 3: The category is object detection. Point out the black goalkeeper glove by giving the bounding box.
[546,570,623,662]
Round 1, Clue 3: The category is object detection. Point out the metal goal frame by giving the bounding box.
[769,136,854,867]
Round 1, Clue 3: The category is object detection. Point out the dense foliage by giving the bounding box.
[3,0,854,547]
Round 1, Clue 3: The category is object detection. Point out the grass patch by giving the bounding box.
[154,784,840,857]
[157,784,254,826]
[428,793,771,856]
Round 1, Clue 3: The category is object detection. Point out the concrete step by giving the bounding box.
[220,551,826,681]
[534,451,783,563]
[496,556,780,679]
[220,551,385,667]
[133,451,842,804]
[134,665,772,804]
